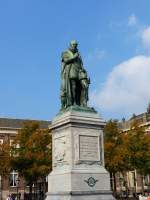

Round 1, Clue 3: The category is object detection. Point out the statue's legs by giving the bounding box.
[81,89,87,106]
[80,79,89,107]
[70,79,77,105]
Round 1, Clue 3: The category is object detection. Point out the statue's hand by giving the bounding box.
[73,52,79,59]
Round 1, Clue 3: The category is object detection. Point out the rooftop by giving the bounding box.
[0,118,51,129]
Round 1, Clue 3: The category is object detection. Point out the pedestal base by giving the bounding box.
[46,166,115,200]
[46,110,115,200]
[46,192,114,200]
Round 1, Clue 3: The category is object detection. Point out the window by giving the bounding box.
[10,139,19,148]
[9,170,18,187]
[144,175,150,186]
[0,139,3,144]
[10,139,14,146]
[129,171,136,187]
[0,176,1,189]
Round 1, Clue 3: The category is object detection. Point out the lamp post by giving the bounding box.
[16,178,20,200]
[119,177,124,197]
[0,176,2,200]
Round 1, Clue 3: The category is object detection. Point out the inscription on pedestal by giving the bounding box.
[79,135,100,161]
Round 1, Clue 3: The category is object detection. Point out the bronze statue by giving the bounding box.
[60,40,90,109]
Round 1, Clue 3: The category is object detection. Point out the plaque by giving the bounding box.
[79,135,100,161]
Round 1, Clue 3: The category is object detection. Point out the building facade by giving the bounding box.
[116,104,150,196]
[0,118,50,200]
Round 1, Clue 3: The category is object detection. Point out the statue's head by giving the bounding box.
[70,40,78,52]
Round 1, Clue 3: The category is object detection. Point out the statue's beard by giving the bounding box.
[70,47,77,53]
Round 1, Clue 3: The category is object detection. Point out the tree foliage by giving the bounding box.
[127,121,150,194]
[0,141,11,176]
[104,119,150,194]
[104,120,130,174]
[127,120,150,174]
[11,121,52,184]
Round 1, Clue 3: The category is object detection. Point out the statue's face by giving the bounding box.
[70,41,78,52]
[70,43,77,51]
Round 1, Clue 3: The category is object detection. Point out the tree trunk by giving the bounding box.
[141,174,144,195]
[29,184,32,200]
[34,181,37,200]
[113,172,117,192]
[41,177,46,200]
[122,171,129,198]
[0,176,2,200]
[110,173,113,191]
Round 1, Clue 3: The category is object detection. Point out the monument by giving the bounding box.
[46,41,115,200]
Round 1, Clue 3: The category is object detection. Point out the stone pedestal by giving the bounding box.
[46,109,115,200]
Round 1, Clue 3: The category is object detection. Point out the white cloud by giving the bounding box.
[128,14,137,27]
[90,55,150,118]
[141,26,150,49]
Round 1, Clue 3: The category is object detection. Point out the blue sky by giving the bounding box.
[1,0,150,121]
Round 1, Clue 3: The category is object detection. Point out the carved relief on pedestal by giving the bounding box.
[74,132,79,163]
[53,136,68,167]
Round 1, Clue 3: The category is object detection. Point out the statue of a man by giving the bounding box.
[60,40,89,109]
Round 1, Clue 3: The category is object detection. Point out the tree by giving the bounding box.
[0,141,11,200]
[127,120,150,194]
[11,121,52,200]
[0,141,11,176]
[104,120,130,193]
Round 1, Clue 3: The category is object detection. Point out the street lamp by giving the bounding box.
[0,176,2,200]
[16,178,20,200]
[119,177,124,197]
